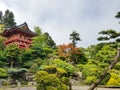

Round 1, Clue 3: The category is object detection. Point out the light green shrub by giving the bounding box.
[76,64,84,71]
[53,59,75,76]
[82,64,102,79]
[57,68,67,77]
[86,76,97,85]
[34,71,68,90]
[0,68,8,78]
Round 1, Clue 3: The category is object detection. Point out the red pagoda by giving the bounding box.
[0,22,37,49]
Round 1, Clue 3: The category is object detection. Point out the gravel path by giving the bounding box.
[0,86,120,90]
[72,86,120,90]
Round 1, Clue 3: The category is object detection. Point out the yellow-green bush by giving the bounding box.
[106,78,119,87]
[85,76,97,85]
[0,68,8,78]
[57,68,67,77]
[106,71,120,87]
[34,71,68,90]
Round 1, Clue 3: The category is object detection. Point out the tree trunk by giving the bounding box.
[10,60,14,68]
[88,47,120,90]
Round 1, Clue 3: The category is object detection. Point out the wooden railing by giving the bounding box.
[4,37,32,45]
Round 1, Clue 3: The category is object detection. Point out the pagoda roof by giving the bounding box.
[0,22,37,37]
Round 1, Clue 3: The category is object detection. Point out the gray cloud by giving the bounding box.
[0,0,120,47]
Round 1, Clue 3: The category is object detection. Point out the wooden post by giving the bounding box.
[17,81,21,90]
[69,78,72,90]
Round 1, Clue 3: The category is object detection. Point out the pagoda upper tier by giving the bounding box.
[0,22,37,49]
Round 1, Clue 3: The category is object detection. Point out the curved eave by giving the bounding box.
[0,28,37,37]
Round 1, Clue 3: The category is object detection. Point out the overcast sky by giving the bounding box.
[0,0,120,48]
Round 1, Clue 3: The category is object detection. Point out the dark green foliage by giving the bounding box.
[100,73,110,85]
[44,32,56,48]
[32,47,46,59]
[3,44,23,68]
[8,68,28,82]
[98,63,109,68]
[43,65,57,74]
[33,26,56,49]
[70,30,81,46]
[98,30,118,39]
[97,30,120,47]
[0,51,6,67]
[28,58,43,73]
[3,9,16,27]
[20,49,34,68]
[115,11,120,18]
[114,62,120,70]
[97,36,109,41]
[116,38,120,42]
[73,49,87,64]
[32,27,55,59]
[0,37,5,51]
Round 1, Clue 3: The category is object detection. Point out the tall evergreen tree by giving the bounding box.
[44,32,56,48]
[3,9,16,28]
[70,30,81,47]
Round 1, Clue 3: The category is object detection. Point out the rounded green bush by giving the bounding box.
[34,71,68,90]
[0,68,8,78]
[43,65,57,74]
[85,76,97,85]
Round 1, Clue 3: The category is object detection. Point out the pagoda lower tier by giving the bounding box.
[4,36,32,49]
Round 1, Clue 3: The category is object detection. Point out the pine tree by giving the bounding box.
[70,30,81,47]
[3,9,16,28]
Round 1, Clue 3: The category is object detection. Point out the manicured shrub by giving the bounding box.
[106,78,119,87]
[34,71,68,90]
[0,68,8,78]
[2,80,10,86]
[43,65,57,74]
[82,64,102,79]
[57,68,67,77]
[76,64,84,71]
[85,76,97,85]
[98,63,109,68]
[61,76,69,85]
[106,71,120,87]
[53,59,75,76]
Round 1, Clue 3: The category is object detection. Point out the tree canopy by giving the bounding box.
[2,9,16,27]
[70,30,81,46]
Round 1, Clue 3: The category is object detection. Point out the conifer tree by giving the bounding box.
[3,9,16,28]
[70,30,81,47]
